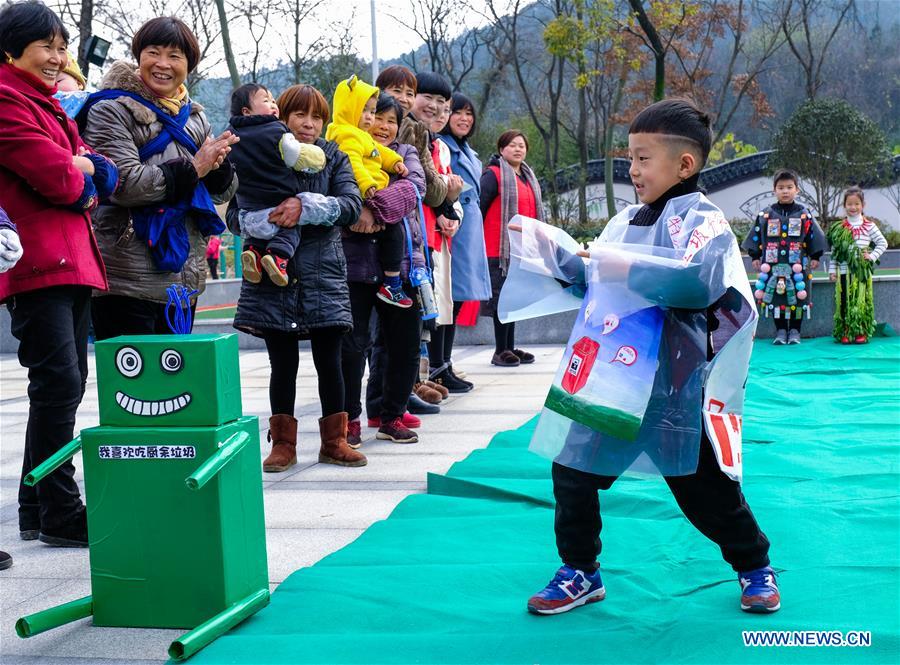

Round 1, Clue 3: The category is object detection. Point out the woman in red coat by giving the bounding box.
[479,129,545,367]
[0,1,118,548]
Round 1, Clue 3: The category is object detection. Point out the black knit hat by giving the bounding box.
[415,71,451,99]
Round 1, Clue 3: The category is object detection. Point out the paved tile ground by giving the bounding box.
[0,344,562,664]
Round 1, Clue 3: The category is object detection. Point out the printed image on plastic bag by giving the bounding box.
[543,292,664,442]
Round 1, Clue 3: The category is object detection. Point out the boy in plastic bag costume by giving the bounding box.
[503,100,779,616]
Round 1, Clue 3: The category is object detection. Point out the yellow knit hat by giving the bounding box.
[60,52,86,89]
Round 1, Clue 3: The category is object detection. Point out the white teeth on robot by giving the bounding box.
[115,391,192,417]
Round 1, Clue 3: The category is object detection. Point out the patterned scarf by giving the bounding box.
[138,71,188,115]
[498,156,544,275]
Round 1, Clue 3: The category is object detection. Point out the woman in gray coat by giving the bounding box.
[80,17,238,338]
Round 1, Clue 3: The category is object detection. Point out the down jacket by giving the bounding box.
[80,61,238,303]
[231,138,361,338]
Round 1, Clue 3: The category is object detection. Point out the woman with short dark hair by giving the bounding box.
[231,84,366,470]
[480,129,544,367]
[0,0,118,547]
[81,16,238,339]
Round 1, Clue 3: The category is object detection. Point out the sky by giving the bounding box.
[75,0,495,82]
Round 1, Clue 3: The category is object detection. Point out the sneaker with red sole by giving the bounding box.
[376,418,418,443]
[377,283,413,308]
[367,412,421,429]
[261,253,290,287]
[241,247,263,284]
[527,565,605,615]
[347,418,362,449]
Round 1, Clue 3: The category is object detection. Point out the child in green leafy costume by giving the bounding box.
[828,187,887,344]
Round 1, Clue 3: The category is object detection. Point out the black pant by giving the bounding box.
[773,316,802,332]
[207,257,219,279]
[263,329,344,418]
[91,294,197,340]
[8,286,89,531]
[376,223,404,274]
[344,282,422,421]
[552,433,770,573]
[428,301,463,368]
[492,311,515,354]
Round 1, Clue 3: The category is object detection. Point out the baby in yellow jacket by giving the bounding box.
[327,76,413,308]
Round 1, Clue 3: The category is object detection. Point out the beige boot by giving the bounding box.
[262,414,298,472]
[318,412,367,467]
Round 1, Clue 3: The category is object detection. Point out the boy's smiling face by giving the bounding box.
[627,132,697,205]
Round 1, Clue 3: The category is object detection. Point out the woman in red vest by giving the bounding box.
[0,1,118,548]
[479,130,545,367]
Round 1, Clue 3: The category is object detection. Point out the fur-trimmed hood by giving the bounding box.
[98,60,203,124]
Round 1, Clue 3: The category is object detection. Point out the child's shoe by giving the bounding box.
[261,252,290,287]
[241,247,263,284]
[854,335,868,344]
[787,329,801,345]
[739,566,781,613]
[772,329,787,345]
[347,418,362,449]
[840,336,850,344]
[527,565,605,615]
[377,283,413,308]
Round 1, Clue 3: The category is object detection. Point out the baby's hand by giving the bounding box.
[394,162,409,177]
[364,186,377,199]
[863,251,872,261]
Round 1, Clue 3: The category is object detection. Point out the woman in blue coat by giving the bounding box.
[434,93,491,378]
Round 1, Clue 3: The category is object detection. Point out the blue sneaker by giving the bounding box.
[739,566,781,613]
[527,565,605,615]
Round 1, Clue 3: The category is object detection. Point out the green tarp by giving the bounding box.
[191,338,900,664]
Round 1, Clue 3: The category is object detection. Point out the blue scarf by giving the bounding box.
[83,90,224,272]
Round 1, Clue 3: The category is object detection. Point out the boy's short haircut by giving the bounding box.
[415,71,452,100]
[772,169,799,187]
[277,84,330,122]
[497,129,528,152]
[230,83,267,117]
[843,185,865,205]
[375,92,404,126]
[629,98,712,166]
[131,17,201,73]
[0,1,69,59]
[375,65,417,93]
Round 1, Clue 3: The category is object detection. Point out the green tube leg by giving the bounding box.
[185,431,250,491]
[24,437,82,487]
[16,596,93,638]
[168,588,269,660]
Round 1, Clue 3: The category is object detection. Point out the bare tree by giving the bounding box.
[215,0,241,89]
[276,0,326,85]
[47,0,99,77]
[233,0,274,83]
[777,0,856,99]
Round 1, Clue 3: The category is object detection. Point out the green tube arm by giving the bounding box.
[24,437,82,487]
[168,588,269,660]
[16,595,93,638]
[185,431,250,491]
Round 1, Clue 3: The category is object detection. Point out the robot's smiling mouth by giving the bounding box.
[115,391,192,416]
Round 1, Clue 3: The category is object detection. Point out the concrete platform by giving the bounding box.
[0,344,563,664]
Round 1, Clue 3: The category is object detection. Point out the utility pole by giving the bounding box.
[370,0,379,82]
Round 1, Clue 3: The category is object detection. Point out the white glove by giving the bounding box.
[0,228,23,273]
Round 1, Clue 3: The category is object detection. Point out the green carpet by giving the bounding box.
[191,338,900,664]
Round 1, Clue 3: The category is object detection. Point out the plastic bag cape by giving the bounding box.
[499,193,757,481]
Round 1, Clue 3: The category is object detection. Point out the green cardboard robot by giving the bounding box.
[16,334,269,661]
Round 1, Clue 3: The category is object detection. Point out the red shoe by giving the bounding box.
[854,335,868,344]
[261,252,290,287]
[367,412,421,429]
[840,336,850,344]
[376,283,413,308]
[347,418,362,449]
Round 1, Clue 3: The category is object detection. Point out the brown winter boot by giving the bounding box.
[423,379,449,400]
[318,412,367,467]
[414,381,443,404]
[262,414,298,473]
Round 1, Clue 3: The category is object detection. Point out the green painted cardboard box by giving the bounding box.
[95,334,241,428]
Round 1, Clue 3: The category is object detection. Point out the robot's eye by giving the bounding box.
[160,349,183,374]
[115,347,143,378]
